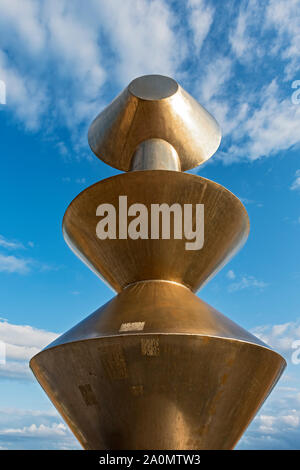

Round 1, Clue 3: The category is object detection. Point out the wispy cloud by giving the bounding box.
[229,0,265,64]
[187,0,215,53]
[0,0,300,164]
[251,319,300,358]
[0,253,31,274]
[196,1,300,164]
[0,235,24,250]
[0,407,80,449]
[238,403,300,449]
[265,0,300,79]
[212,78,300,164]
[61,177,86,184]
[228,274,268,292]
[291,170,300,191]
[237,317,300,449]
[0,50,48,131]
[0,320,59,380]
[2,422,67,437]
[226,269,236,280]
[0,234,60,275]
[0,0,183,154]
[198,55,232,105]
[239,198,263,208]
[0,234,30,274]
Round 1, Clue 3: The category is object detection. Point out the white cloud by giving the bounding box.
[0,0,185,155]
[0,407,80,449]
[0,253,57,275]
[216,79,300,163]
[0,408,58,418]
[62,177,71,183]
[0,233,59,274]
[0,253,31,274]
[229,9,248,60]
[0,320,58,349]
[226,269,236,280]
[195,55,237,139]
[196,2,300,163]
[0,361,34,381]
[238,393,300,449]
[237,318,300,449]
[187,0,215,53]
[0,0,45,54]
[239,198,263,208]
[61,177,86,184]
[0,235,24,250]
[258,414,277,433]
[282,414,300,427]
[258,411,299,433]
[95,0,182,84]
[265,0,300,79]
[0,50,48,130]
[228,274,268,292]
[241,80,300,160]
[229,0,264,63]
[0,0,300,165]
[198,56,232,105]
[251,319,300,358]
[291,170,300,191]
[2,422,67,437]
[0,320,59,380]
[42,0,105,96]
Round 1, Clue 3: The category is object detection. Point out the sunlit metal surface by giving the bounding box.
[88,74,221,172]
[62,170,249,293]
[130,139,180,171]
[30,281,285,450]
[30,74,285,450]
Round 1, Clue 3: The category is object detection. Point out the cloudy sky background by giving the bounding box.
[0,0,300,449]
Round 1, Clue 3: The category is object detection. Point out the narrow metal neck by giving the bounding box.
[129,138,181,171]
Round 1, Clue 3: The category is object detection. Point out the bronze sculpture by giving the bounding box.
[30,75,286,450]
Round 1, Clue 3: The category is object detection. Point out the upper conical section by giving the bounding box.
[88,74,221,171]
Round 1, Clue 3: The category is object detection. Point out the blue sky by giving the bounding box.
[0,0,300,450]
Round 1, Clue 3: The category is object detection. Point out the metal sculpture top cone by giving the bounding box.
[30,75,286,450]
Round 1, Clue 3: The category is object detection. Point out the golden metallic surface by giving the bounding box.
[88,74,221,172]
[130,138,181,171]
[62,170,249,293]
[30,281,286,450]
[30,74,286,451]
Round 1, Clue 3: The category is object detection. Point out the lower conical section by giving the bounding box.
[30,281,285,449]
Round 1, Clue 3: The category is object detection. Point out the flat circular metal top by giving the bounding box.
[129,74,178,100]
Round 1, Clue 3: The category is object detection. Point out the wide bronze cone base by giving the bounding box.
[30,281,285,449]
